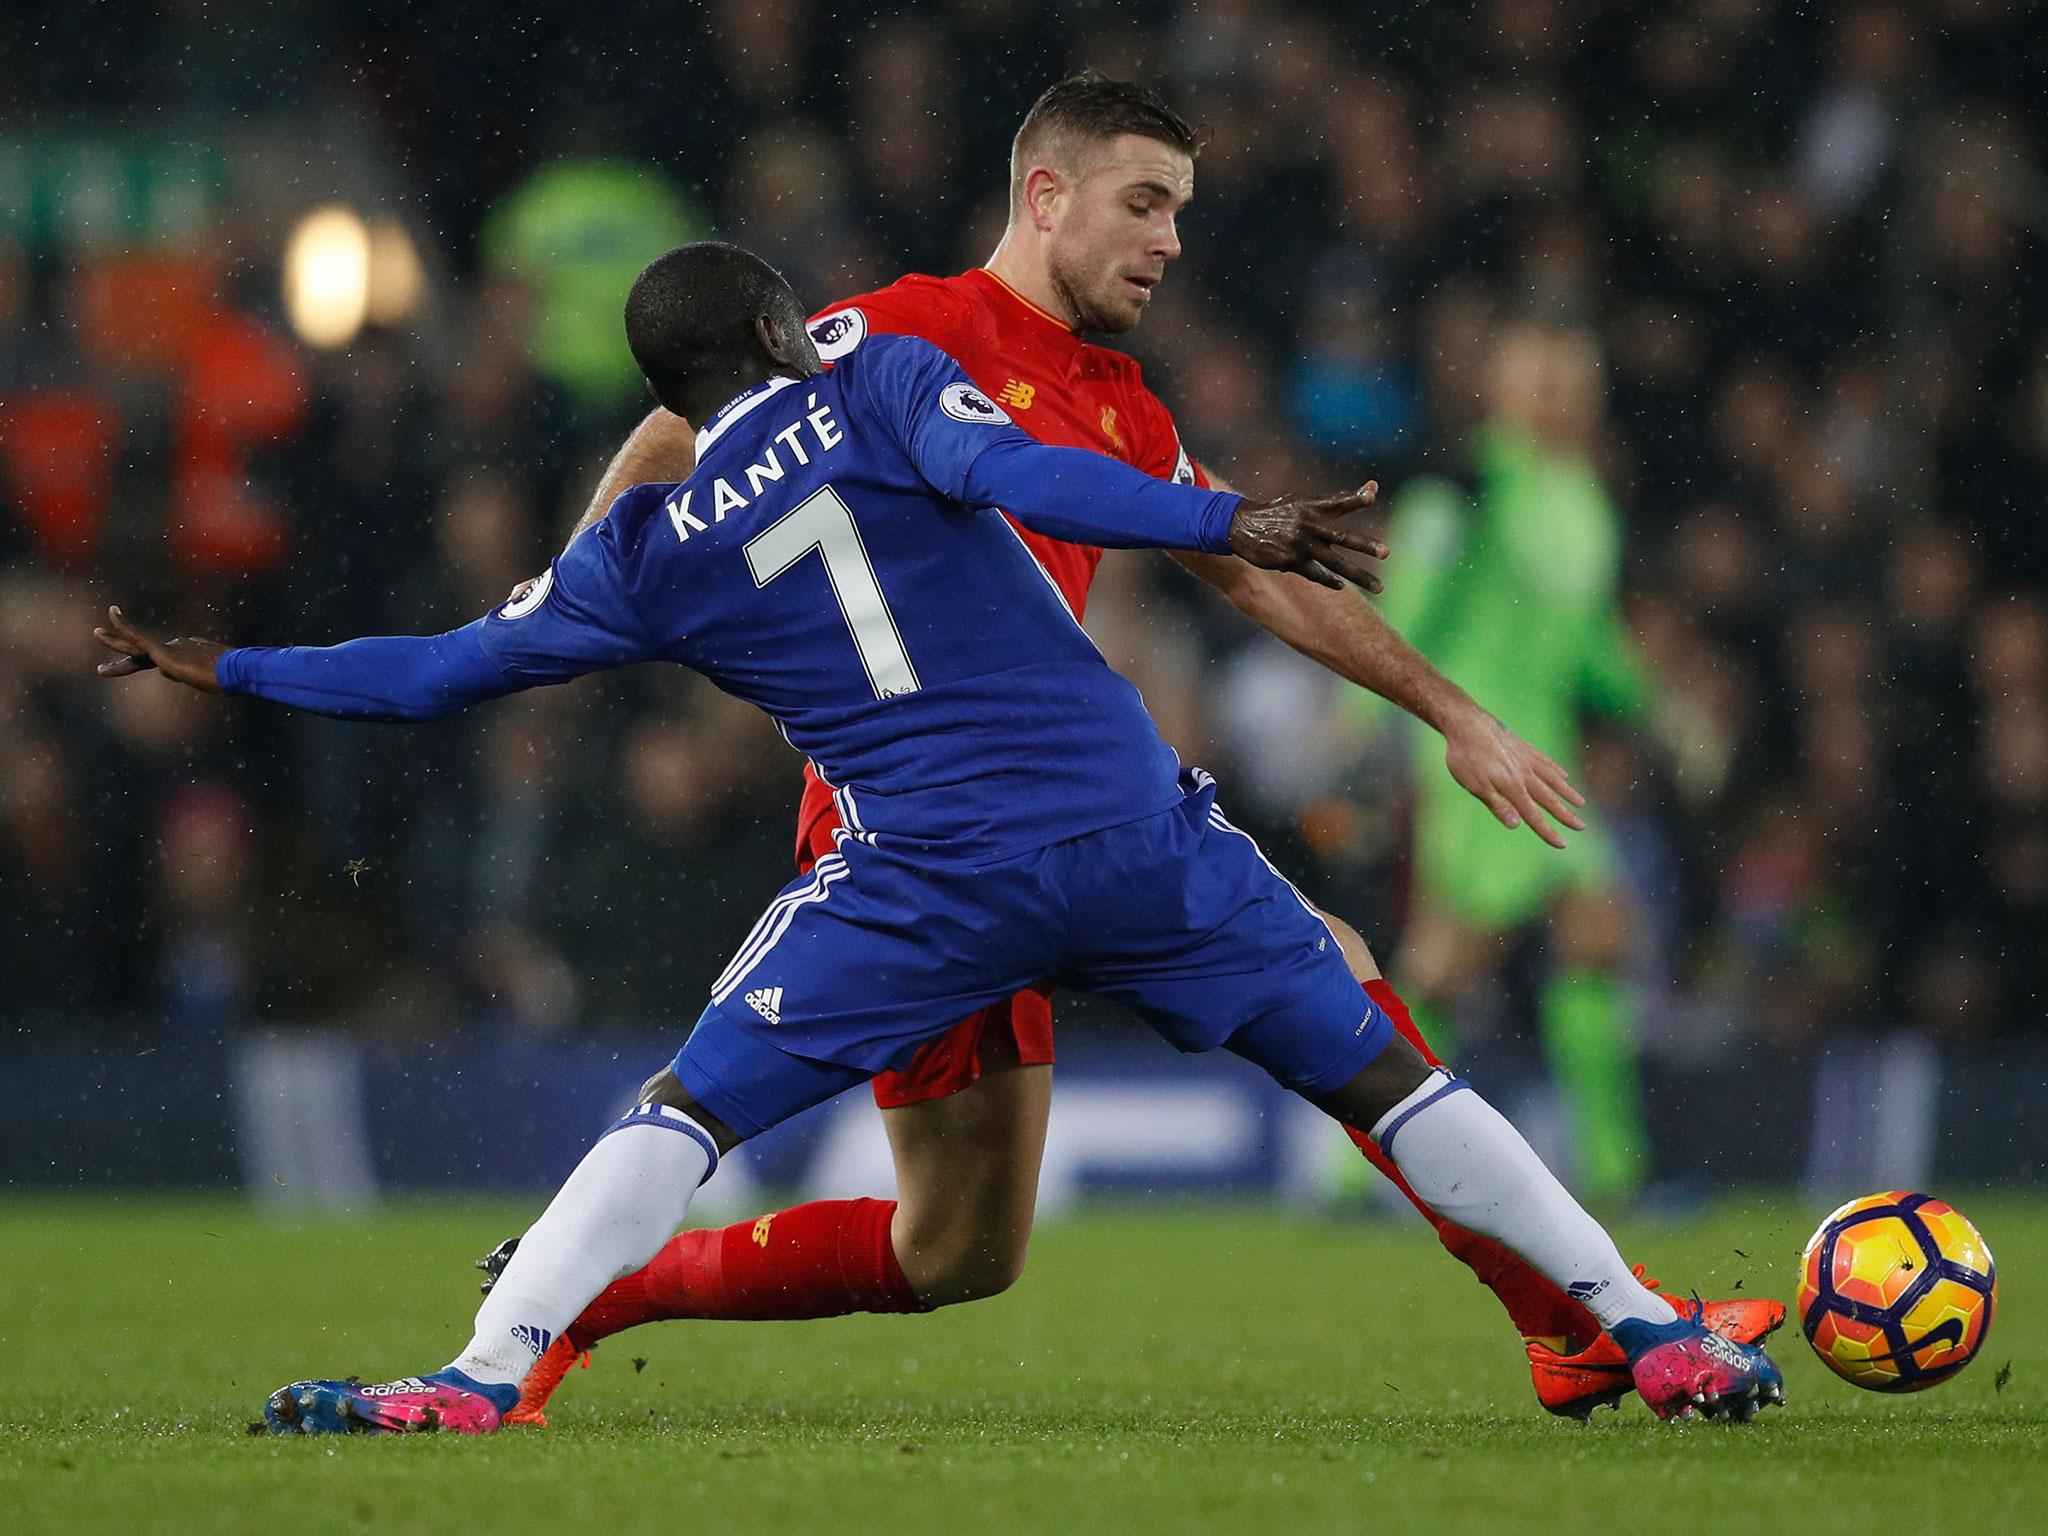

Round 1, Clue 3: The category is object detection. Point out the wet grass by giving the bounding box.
[1,1192,2040,1534]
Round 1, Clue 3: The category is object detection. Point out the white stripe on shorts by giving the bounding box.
[711,853,847,1001]
[1206,804,1338,938]
[710,854,852,1006]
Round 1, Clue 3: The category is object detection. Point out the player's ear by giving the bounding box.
[1021,164,1065,232]
[757,312,821,376]
[754,313,783,363]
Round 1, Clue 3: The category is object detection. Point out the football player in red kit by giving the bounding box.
[493,74,1781,1423]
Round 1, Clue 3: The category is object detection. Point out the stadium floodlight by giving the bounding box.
[284,205,371,348]
[366,217,425,327]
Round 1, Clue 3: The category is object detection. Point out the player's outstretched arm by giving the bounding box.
[1172,475,1587,848]
[118,504,661,722]
[95,604,529,722]
[953,431,1388,581]
[95,510,653,723]
[887,341,1383,573]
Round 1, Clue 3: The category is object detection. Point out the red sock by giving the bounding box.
[568,1198,925,1347]
[1349,978,1601,1345]
[1366,977,1444,1070]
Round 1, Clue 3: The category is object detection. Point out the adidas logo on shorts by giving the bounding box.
[745,986,783,1025]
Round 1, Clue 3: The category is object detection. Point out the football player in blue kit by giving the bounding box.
[95,242,1783,1432]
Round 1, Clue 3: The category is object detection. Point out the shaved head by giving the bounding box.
[624,241,819,420]
[1008,72,1200,214]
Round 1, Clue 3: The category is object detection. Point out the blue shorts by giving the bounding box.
[672,772,1390,1139]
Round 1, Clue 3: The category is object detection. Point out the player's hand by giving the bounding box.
[1438,702,1588,849]
[92,606,227,693]
[1227,482,1387,593]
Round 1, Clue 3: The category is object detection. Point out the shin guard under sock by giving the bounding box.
[570,1197,925,1345]
[454,1105,716,1386]
[1348,980,1600,1344]
[1372,1069,1675,1335]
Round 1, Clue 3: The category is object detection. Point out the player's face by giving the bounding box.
[1045,135,1193,335]
[1486,326,1604,453]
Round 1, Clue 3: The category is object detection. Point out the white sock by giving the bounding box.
[1374,1070,1676,1333]
[449,1104,718,1387]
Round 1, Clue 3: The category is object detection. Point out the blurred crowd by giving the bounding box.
[4,0,2047,1053]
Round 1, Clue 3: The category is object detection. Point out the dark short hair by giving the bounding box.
[1010,72,1199,199]
[624,242,807,402]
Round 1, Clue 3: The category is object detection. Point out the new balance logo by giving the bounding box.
[510,1324,554,1359]
[746,987,783,1024]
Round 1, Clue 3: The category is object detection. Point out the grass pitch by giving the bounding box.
[1,1193,2039,1535]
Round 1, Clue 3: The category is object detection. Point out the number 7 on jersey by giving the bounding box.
[745,485,922,700]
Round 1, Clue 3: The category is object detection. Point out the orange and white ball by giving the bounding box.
[1798,1191,1997,1392]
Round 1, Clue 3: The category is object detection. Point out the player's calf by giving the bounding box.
[878,1051,1048,1304]
[1304,1051,1786,1423]
[269,1074,727,1435]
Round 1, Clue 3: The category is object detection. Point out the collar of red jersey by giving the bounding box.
[695,374,804,461]
[976,268,1079,334]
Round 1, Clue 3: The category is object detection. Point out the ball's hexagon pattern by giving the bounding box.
[1831,1216,1923,1311]
[1920,1204,1995,1278]
[1798,1192,1997,1393]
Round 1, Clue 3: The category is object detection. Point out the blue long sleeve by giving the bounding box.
[217,514,653,721]
[864,335,1240,554]
[216,620,522,722]
[957,435,1240,554]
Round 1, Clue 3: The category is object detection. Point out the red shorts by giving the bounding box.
[795,772,1055,1108]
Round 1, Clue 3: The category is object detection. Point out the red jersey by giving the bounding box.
[791,267,1206,865]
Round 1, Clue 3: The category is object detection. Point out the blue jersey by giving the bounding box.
[219,335,1242,862]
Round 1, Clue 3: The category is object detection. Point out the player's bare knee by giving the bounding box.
[1307,1033,1434,1131]
[916,1241,1029,1307]
[635,1067,743,1153]
[891,1204,1030,1306]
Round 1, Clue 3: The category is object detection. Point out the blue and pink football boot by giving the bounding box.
[262,1369,518,1436]
[1611,1306,1787,1422]
[1525,1266,1787,1419]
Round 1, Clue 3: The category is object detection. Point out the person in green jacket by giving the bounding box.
[484,158,706,418]
[1356,320,1653,1201]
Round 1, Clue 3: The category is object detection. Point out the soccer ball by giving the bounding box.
[1797,1191,1997,1392]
